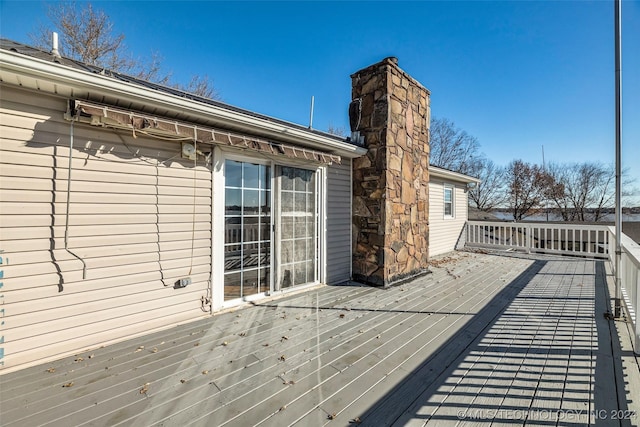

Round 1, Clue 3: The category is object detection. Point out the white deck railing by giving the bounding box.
[608,227,640,353]
[465,220,640,353]
[466,221,611,258]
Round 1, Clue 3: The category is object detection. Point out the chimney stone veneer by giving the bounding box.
[351,57,431,286]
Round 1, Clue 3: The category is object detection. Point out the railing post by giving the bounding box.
[526,225,531,254]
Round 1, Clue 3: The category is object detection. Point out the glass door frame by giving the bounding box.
[213,151,274,309]
[274,163,324,292]
[211,148,326,311]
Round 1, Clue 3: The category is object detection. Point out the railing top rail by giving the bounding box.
[467,220,611,231]
[613,226,640,268]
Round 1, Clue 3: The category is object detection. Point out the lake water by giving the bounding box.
[491,212,640,222]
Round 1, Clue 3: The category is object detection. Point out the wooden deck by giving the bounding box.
[1,251,639,426]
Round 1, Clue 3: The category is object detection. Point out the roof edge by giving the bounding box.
[0,47,367,159]
[429,165,481,184]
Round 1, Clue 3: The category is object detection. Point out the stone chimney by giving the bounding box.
[351,57,430,287]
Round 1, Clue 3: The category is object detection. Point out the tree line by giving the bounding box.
[430,117,637,222]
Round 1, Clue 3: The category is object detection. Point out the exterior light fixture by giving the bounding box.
[181,142,196,160]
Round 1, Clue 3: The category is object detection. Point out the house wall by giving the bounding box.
[326,159,352,284]
[428,178,469,257]
[0,85,212,372]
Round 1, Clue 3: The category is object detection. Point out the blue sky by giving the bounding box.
[1,0,639,198]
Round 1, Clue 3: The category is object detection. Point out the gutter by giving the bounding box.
[0,50,368,159]
[429,165,481,184]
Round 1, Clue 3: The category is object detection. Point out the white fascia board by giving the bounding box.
[429,165,481,184]
[0,50,368,159]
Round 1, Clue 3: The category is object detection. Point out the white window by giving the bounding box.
[444,184,454,218]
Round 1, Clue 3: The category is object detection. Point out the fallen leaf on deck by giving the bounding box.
[278,355,286,361]
[152,347,158,353]
[202,370,209,375]
[139,383,149,394]
[328,413,337,420]
[134,346,144,353]
[222,341,228,346]
[46,367,55,373]
[352,417,362,424]
[88,354,94,359]
[74,357,84,362]
[281,336,289,342]
[180,379,186,383]
[62,382,74,388]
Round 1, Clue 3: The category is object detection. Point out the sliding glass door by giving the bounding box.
[224,160,271,301]
[222,160,319,303]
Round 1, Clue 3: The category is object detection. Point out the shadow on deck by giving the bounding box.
[357,256,637,426]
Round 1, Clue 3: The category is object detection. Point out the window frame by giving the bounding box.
[443,184,455,219]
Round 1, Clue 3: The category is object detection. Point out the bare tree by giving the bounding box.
[136,51,171,85]
[429,117,480,174]
[590,164,616,221]
[30,2,134,71]
[505,160,550,221]
[29,2,220,99]
[175,75,219,99]
[542,163,571,220]
[545,162,612,221]
[467,158,506,211]
[542,162,638,222]
[327,124,347,137]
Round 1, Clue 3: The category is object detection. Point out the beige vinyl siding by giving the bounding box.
[325,159,352,284]
[428,178,469,257]
[0,85,212,373]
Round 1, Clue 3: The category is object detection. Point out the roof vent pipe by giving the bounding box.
[51,32,61,59]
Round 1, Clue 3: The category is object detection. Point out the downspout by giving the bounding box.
[65,120,87,279]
